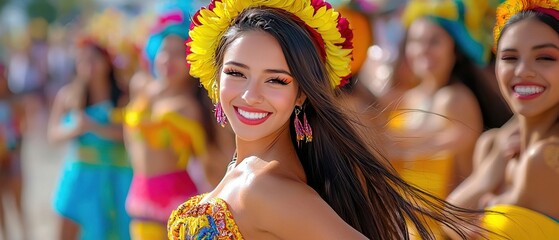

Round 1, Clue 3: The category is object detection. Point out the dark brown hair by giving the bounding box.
[215,7,486,239]
[498,10,559,47]
[78,43,122,108]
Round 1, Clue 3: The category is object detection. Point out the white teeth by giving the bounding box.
[238,108,268,120]
[513,85,544,95]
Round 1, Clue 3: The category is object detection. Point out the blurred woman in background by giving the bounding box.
[123,2,234,239]
[48,37,133,240]
[0,60,27,240]
[384,0,493,238]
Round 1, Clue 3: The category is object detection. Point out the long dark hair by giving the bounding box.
[192,78,217,145]
[449,44,513,129]
[214,7,487,239]
[82,43,122,108]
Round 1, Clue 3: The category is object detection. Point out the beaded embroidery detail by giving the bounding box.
[168,194,244,240]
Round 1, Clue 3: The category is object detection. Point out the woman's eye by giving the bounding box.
[224,70,244,77]
[500,56,517,61]
[537,56,556,61]
[267,78,290,85]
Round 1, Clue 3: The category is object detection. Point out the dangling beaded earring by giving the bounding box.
[294,106,305,146]
[303,111,312,143]
[215,102,227,127]
[212,80,227,127]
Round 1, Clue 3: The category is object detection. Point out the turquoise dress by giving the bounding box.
[52,101,133,240]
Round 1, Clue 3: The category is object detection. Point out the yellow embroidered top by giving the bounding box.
[167,194,244,240]
[482,204,559,239]
[118,96,207,168]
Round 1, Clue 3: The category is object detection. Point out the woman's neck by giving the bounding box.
[519,109,559,152]
[234,124,297,165]
[417,71,452,93]
[88,78,111,104]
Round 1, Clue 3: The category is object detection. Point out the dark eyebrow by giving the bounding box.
[223,61,249,69]
[500,43,559,53]
[533,43,559,50]
[223,61,292,77]
[500,48,516,52]
[265,69,292,77]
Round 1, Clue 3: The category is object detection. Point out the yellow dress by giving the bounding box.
[482,205,559,240]
[388,110,454,239]
[168,194,244,240]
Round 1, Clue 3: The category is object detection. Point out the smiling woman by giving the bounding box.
[167,1,488,239]
[445,0,559,238]
[219,31,304,142]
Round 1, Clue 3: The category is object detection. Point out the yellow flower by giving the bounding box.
[494,0,559,49]
[187,0,354,103]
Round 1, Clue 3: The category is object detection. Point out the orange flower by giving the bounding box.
[494,0,559,49]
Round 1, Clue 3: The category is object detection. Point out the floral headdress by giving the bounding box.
[402,0,498,66]
[494,0,559,49]
[187,0,354,103]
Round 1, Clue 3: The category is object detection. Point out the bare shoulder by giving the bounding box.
[525,140,559,175]
[473,128,499,166]
[512,140,559,208]
[435,83,478,107]
[238,158,365,239]
[56,83,74,98]
[128,71,152,97]
[52,83,78,108]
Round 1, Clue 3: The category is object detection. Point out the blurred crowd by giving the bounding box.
[0,0,551,239]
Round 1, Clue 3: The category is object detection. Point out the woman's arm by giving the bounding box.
[443,126,518,239]
[87,122,124,141]
[47,86,83,144]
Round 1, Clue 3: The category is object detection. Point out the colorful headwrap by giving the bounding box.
[402,0,498,65]
[494,0,559,49]
[187,0,354,103]
[353,0,408,14]
[143,1,193,75]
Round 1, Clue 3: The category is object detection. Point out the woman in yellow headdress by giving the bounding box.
[384,0,497,238]
[445,0,559,239]
[167,0,492,239]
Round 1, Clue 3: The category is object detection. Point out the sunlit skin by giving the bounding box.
[406,18,456,87]
[496,19,559,121]
[198,30,366,239]
[491,18,559,208]
[387,17,483,190]
[125,35,202,176]
[445,17,559,239]
[75,46,110,84]
[219,31,304,143]
[154,35,190,86]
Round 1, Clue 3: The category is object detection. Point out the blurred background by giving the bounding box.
[0,0,512,239]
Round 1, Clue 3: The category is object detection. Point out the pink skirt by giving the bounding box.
[126,171,198,223]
